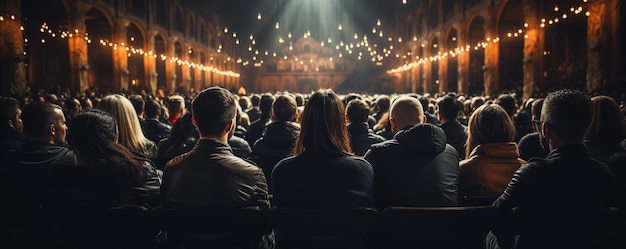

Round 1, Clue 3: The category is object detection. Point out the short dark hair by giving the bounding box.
[0,97,20,128]
[541,89,592,141]
[259,93,275,114]
[376,95,390,113]
[192,87,237,137]
[144,100,161,118]
[272,95,297,122]
[346,99,370,123]
[22,101,62,138]
[495,94,516,117]
[437,96,459,122]
[128,95,145,116]
[250,94,260,107]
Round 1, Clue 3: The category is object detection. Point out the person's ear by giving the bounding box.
[191,116,198,128]
[390,118,397,132]
[541,122,549,138]
[8,119,15,129]
[49,123,56,136]
[293,112,298,122]
[422,115,426,124]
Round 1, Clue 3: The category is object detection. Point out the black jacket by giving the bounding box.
[492,144,616,249]
[142,118,172,146]
[161,139,269,209]
[249,121,300,191]
[0,129,24,156]
[364,123,459,208]
[229,135,252,159]
[6,140,77,205]
[272,150,374,208]
[245,116,271,146]
[347,122,386,156]
[439,119,468,159]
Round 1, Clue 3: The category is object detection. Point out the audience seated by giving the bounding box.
[518,98,549,160]
[488,89,617,249]
[459,104,525,200]
[372,111,394,140]
[166,95,185,125]
[160,86,272,248]
[249,94,300,192]
[0,96,25,156]
[142,99,172,146]
[586,95,626,208]
[272,89,374,208]
[97,94,158,159]
[247,94,262,123]
[437,96,468,160]
[364,95,459,208]
[66,109,162,207]
[346,98,386,156]
[246,93,275,146]
[6,101,76,206]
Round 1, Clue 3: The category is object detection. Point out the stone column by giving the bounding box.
[0,0,27,96]
[146,30,158,96]
[483,16,498,97]
[456,25,470,95]
[166,37,177,94]
[586,2,607,93]
[114,19,130,91]
[439,53,449,94]
[521,0,540,99]
[68,2,91,93]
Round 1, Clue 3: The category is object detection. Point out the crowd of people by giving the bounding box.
[1,85,625,248]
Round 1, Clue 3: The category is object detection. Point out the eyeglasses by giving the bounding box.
[532,119,552,126]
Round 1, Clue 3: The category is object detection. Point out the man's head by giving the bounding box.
[376,95,391,113]
[389,96,425,134]
[346,99,370,123]
[167,95,185,116]
[437,96,460,123]
[128,94,145,118]
[272,95,297,122]
[540,89,593,149]
[1,96,23,133]
[495,94,516,118]
[259,93,275,115]
[21,101,66,145]
[192,87,237,139]
[144,99,162,118]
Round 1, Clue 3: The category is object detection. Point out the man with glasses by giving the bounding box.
[488,89,616,249]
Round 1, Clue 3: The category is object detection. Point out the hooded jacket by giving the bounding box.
[7,140,77,205]
[364,123,459,207]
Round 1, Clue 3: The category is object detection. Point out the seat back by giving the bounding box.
[509,206,624,249]
[6,204,155,249]
[155,206,270,249]
[380,206,497,249]
[268,207,378,249]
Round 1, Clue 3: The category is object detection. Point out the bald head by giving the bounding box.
[389,96,425,134]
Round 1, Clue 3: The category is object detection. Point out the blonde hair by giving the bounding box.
[97,94,152,156]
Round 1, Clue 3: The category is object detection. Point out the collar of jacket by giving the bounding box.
[347,122,371,134]
[192,138,233,154]
[469,142,520,159]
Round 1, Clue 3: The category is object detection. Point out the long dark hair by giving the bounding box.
[292,89,353,156]
[67,109,146,188]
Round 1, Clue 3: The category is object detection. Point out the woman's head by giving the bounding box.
[97,94,148,152]
[466,104,515,158]
[67,109,117,160]
[587,95,626,142]
[293,89,353,156]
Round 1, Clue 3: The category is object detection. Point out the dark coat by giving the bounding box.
[272,151,374,208]
[161,139,269,209]
[518,132,549,161]
[0,129,24,156]
[347,122,386,156]
[245,116,271,146]
[492,144,616,249]
[364,123,459,208]
[142,118,172,146]
[249,121,300,192]
[439,119,468,159]
[229,135,252,159]
[6,140,77,205]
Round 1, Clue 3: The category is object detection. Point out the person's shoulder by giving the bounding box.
[369,138,398,150]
